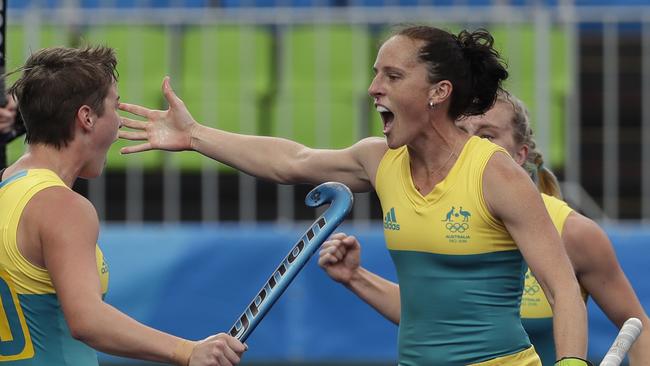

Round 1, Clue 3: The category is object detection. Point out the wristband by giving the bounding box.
[554,357,593,366]
[171,339,196,366]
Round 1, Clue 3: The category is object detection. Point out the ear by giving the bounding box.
[428,80,453,106]
[513,144,529,166]
[77,105,94,132]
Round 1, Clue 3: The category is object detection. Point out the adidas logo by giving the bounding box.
[384,207,400,231]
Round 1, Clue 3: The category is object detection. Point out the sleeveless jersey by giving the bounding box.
[521,193,587,365]
[0,169,109,365]
[375,136,540,366]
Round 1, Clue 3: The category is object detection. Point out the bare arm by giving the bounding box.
[483,152,587,361]
[33,188,245,366]
[318,233,401,324]
[119,77,387,192]
[563,213,650,365]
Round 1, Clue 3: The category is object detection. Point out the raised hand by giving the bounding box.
[119,76,198,153]
[318,232,362,285]
[189,333,247,366]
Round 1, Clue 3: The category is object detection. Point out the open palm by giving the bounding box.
[119,76,197,153]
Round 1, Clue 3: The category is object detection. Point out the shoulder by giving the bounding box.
[27,186,99,233]
[351,137,389,183]
[482,150,541,218]
[562,212,617,273]
[351,137,389,159]
[483,150,529,185]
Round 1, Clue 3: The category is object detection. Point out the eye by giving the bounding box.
[480,134,494,141]
[387,73,401,81]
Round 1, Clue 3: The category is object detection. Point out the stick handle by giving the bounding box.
[599,317,644,366]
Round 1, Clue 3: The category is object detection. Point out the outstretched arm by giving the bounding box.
[35,188,245,366]
[318,233,401,324]
[563,213,650,366]
[483,152,588,362]
[119,77,387,192]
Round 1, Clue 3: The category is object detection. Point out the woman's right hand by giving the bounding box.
[318,232,362,285]
[189,333,246,366]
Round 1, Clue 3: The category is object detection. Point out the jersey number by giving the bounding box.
[0,271,34,360]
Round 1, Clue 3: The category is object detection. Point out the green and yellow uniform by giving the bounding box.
[375,136,540,365]
[0,169,109,365]
[521,194,588,366]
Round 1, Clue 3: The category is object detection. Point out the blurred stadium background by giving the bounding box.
[4,0,650,365]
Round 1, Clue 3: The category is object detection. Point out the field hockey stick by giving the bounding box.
[599,317,643,366]
[228,181,353,342]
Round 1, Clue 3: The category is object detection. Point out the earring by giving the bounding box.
[428,100,435,109]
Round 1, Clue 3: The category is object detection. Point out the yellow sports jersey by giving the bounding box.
[375,136,539,366]
[0,169,109,365]
[521,193,587,365]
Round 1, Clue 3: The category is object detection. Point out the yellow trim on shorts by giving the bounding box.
[469,346,541,366]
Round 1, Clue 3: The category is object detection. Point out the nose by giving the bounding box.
[368,75,383,99]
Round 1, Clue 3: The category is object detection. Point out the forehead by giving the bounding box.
[106,81,118,97]
[475,101,513,125]
[375,35,423,69]
[457,100,513,131]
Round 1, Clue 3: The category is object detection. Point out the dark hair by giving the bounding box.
[396,26,508,120]
[497,90,562,199]
[8,45,118,149]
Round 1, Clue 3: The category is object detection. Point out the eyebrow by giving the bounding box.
[372,65,405,74]
[474,123,496,131]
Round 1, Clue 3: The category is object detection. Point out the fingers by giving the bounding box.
[120,117,148,130]
[210,334,246,365]
[191,334,246,366]
[318,239,347,266]
[341,235,359,248]
[0,106,16,120]
[214,344,240,366]
[5,95,16,111]
[162,76,185,109]
[118,130,149,141]
[120,143,153,154]
[118,102,154,118]
[327,233,359,249]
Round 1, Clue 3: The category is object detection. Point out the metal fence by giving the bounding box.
[6,3,650,223]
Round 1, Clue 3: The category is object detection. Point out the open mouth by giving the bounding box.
[377,105,395,134]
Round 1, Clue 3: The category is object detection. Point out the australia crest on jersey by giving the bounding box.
[442,206,471,243]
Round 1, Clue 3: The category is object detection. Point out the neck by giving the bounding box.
[9,144,84,188]
[407,117,469,195]
[408,117,467,175]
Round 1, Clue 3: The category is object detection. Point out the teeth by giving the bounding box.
[376,105,390,113]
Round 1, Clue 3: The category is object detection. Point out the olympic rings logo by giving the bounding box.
[445,222,469,232]
[524,285,540,295]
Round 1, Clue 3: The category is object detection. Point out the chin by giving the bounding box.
[385,135,404,150]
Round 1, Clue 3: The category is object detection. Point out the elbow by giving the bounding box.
[66,312,100,346]
[273,167,304,184]
[272,151,311,184]
[545,276,583,309]
[68,318,94,343]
